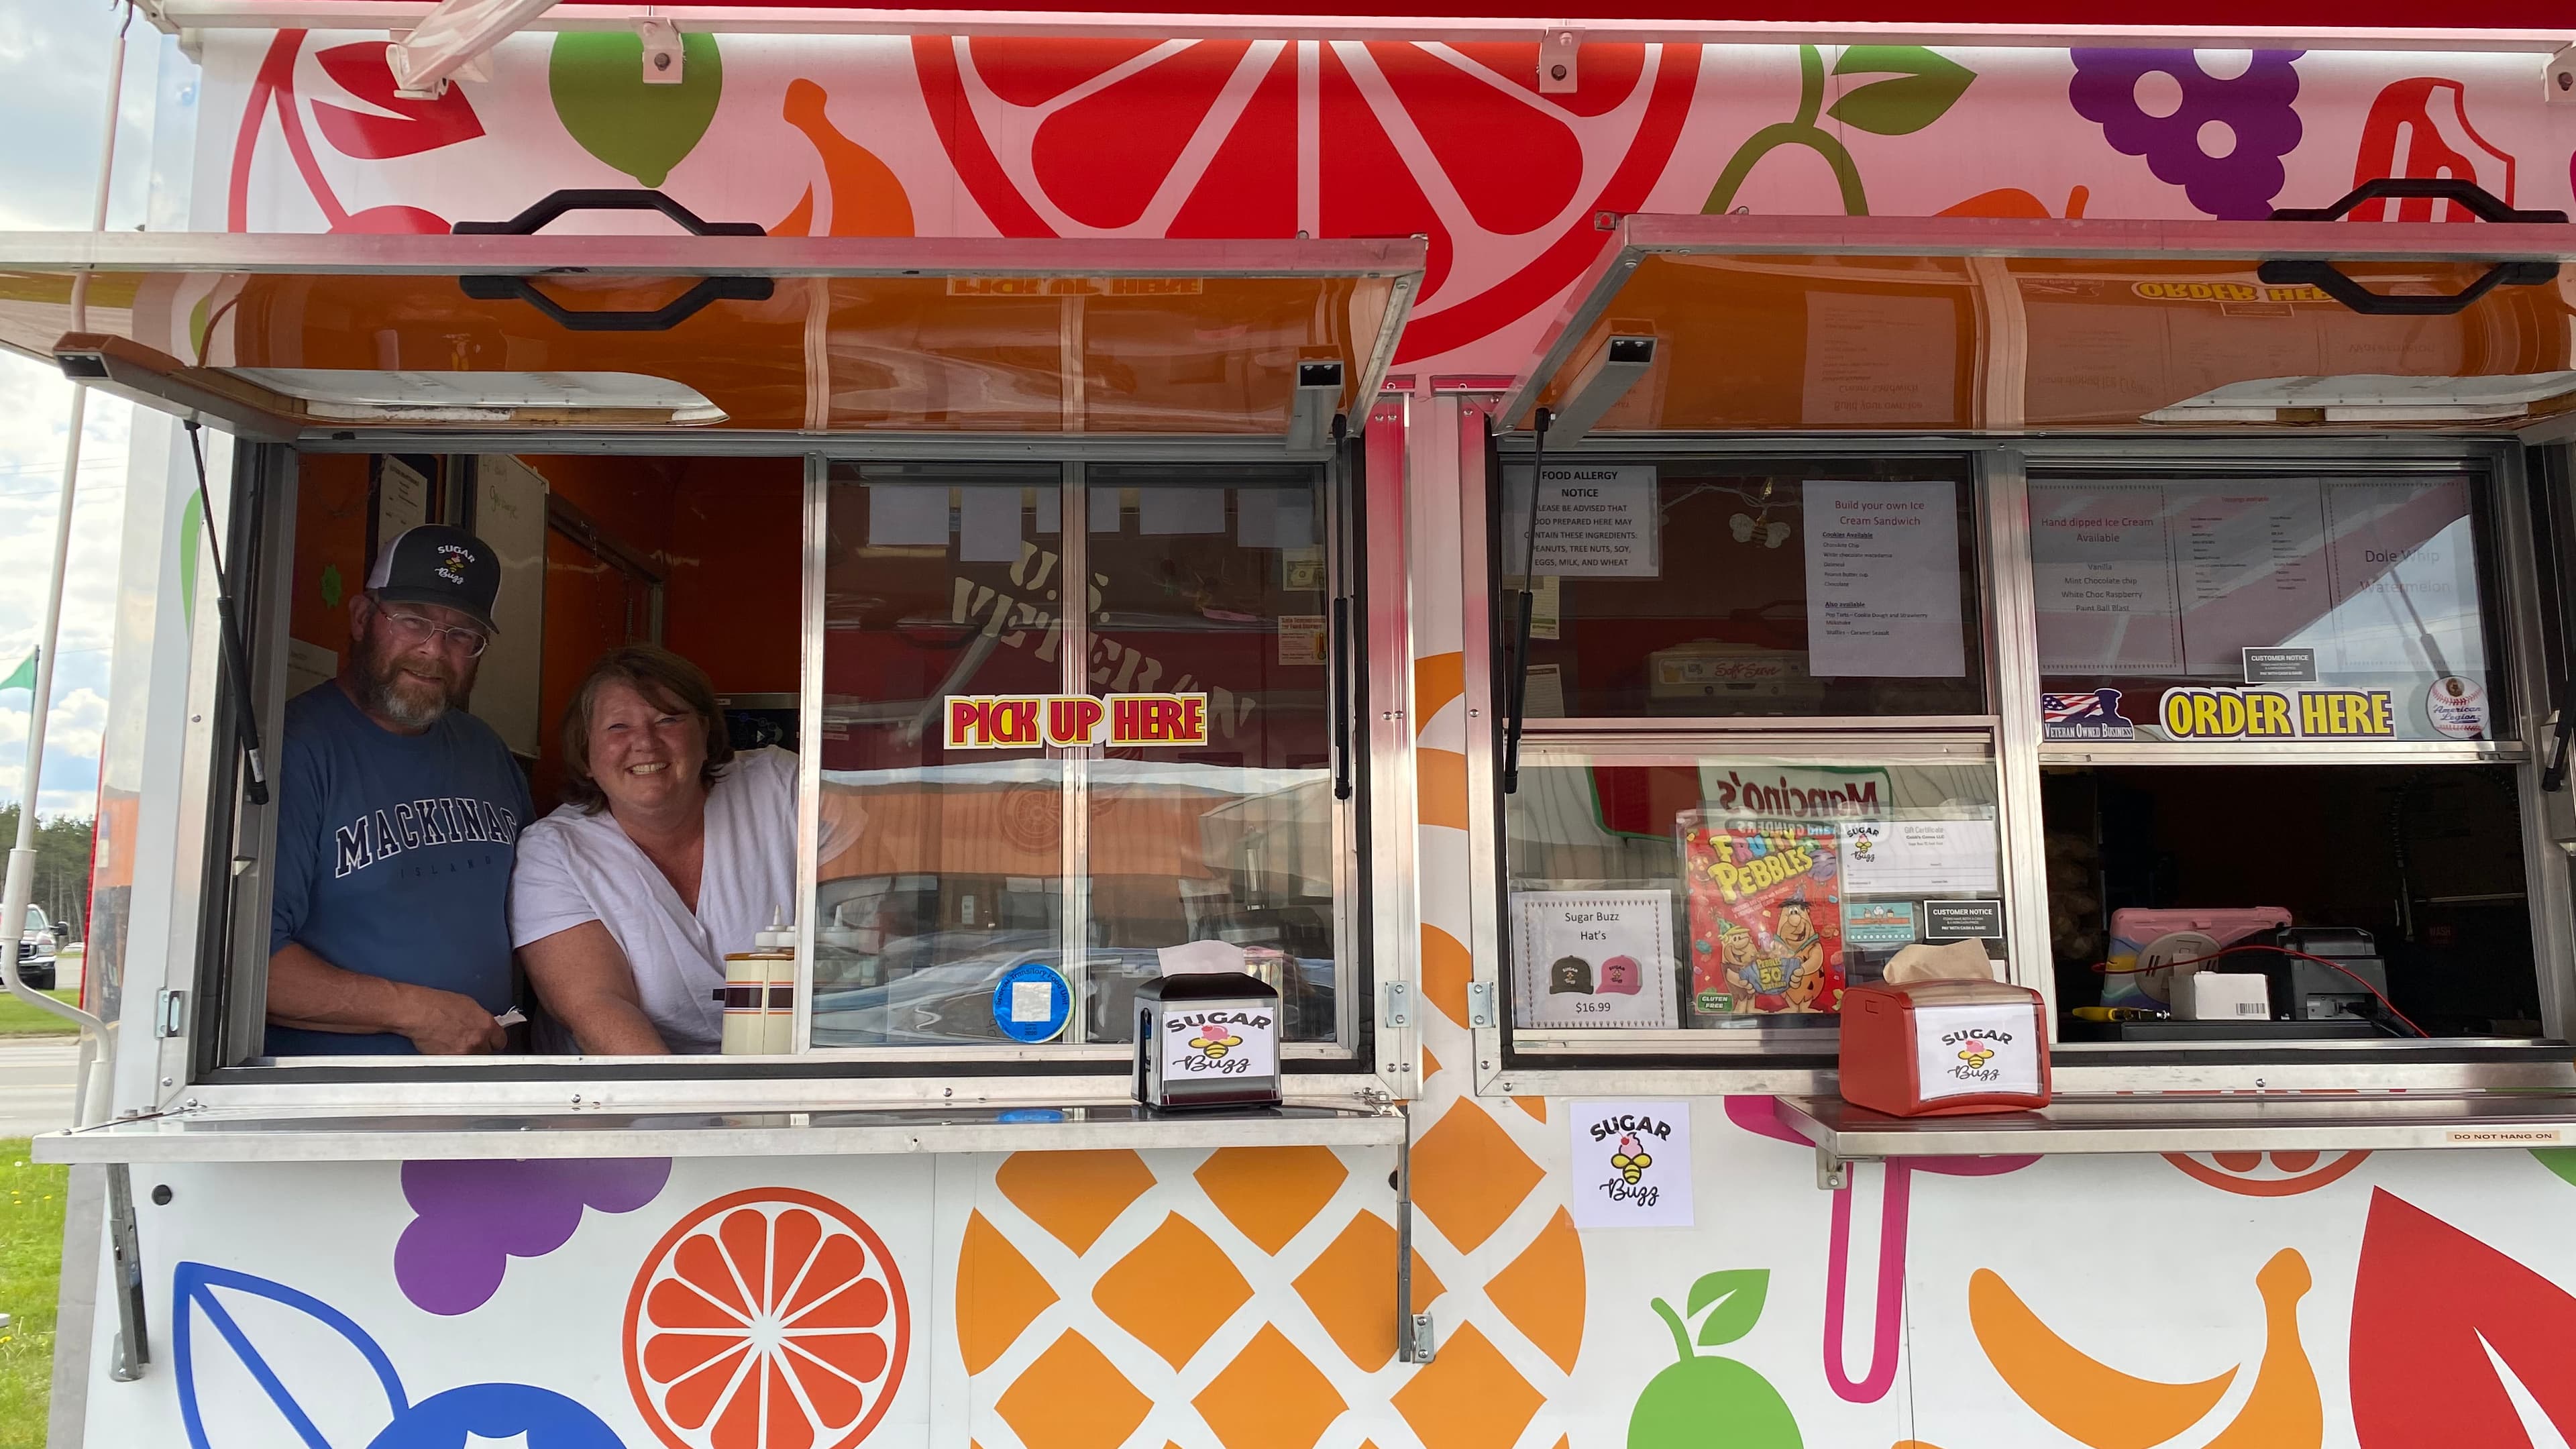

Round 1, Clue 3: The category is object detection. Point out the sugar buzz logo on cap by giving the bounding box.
[1551,956,1594,994]
[368,524,502,633]
[1597,955,1644,996]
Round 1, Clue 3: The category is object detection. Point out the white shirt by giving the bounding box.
[509,747,810,1054]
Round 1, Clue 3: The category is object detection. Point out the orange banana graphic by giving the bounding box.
[1968,1269,2237,1449]
[1967,1249,2321,1449]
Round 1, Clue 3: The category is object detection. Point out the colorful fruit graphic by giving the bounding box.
[551,30,726,187]
[228,31,459,234]
[2163,1149,2371,1197]
[2352,78,2514,219]
[172,1260,623,1449]
[1969,1248,2318,1448]
[2068,49,2304,219]
[909,38,1699,362]
[1705,46,1978,217]
[2351,1187,2576,1444]
[1629,1269,1803,1449]
[624,1187,910,1449]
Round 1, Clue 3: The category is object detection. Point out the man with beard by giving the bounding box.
[264,525,534,1054]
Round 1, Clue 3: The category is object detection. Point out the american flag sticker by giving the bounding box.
[2041,689,2135,741]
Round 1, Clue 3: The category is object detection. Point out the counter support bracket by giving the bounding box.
[105,1162,148,1381]
[1394,1103,1436,1364]
[1816,1148,1851,1193]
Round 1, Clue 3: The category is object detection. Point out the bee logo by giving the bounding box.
[1190,1023,1242,1060]
[433,543,475,586]
[1957,1042,1996,1069]
[1609,1132,1652,1185]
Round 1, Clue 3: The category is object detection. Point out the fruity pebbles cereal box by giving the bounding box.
[1678,812,1844,1018]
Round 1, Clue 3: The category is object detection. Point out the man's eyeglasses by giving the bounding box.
[372,601,490,657]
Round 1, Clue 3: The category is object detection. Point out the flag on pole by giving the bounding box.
[0,653,30,694]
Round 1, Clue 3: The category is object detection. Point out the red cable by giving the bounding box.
[2090,944,2428,1038]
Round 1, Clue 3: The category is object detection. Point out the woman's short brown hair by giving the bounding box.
[558,645,736,812]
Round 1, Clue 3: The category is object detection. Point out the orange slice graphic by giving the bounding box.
[625,1187,910,1449]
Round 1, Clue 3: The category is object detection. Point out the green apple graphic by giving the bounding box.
[549,31,724,188]
[1629,1269,1804,1448]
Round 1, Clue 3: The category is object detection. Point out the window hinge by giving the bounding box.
[154,989,186,1039]
[1466,981,1498,1029]
[1401,1311,1438,1363]
[1383,980,1411,1028]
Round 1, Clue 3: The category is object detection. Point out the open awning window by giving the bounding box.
[1499,209,2576,437]
[0,225,1420,444]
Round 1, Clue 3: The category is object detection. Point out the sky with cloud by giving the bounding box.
[0,2,178,818]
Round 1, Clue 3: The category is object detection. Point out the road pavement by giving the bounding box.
[0,1037,76,1138]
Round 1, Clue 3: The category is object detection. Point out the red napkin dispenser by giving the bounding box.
[1838,979,2050,1117]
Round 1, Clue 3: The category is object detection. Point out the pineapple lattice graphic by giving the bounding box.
[951,649,1583,1449]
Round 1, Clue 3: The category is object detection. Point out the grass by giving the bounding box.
[0,992,79,1039]
[0,1140,66,1448]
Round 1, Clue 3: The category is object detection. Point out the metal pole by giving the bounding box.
[0,6,127,1042]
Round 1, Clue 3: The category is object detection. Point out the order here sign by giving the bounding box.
[947,694,1210,749]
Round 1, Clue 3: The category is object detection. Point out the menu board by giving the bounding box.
[2033,477,2479,682]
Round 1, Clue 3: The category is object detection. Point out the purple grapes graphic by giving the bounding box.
[2069,50,2304,219]
[392,1157,671,1315]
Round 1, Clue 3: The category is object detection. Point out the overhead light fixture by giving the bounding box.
[387,0,559,99]
[2144,372,2576,425]
[1545,334,1656,441]
[1287,360,1344,451]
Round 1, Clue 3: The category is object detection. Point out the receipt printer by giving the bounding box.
[2234,926,2389,1024]
[1839,979,2051,1117]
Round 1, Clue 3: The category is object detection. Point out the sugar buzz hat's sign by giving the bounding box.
[947,694,1208,750]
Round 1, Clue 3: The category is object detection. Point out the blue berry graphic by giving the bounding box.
[2070,50,2304,219]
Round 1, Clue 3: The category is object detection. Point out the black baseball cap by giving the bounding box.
[367,525,501,633]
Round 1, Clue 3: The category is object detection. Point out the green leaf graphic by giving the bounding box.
[1827,46,1975,136]
[549,31,724,188]
[189,295,212,361]
[319,562,345,611]
[1687,1269,1770,1346]
[2532,1146,2576,1187]
[179,490,203,633]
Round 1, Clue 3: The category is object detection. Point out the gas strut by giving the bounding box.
[182,420,270,806]
[1501,408,1552,795]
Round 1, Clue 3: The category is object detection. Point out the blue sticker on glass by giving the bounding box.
[996,1108,1068,1124]
[992,960,1072,1043]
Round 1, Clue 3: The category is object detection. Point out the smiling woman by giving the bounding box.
[511,645,822,1055]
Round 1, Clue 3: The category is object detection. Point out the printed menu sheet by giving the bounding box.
[1801,481,1966,678]
[2031,476,2476,680]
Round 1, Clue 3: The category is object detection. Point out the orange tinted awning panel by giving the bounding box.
[1502,213,2576,435]
[0,233,1420,441]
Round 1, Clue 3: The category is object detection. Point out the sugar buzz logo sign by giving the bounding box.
[1572,1103,1693,1228]
[1945,1026,2008,1080]
[2157,686,2394,741]
[945,694,1209,749]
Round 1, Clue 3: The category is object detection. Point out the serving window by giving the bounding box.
[1488,447,2005,1074]
[209,446,1373,1073]
[812,462,1356,1057]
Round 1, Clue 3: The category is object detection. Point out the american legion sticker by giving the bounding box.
[1570,1101,1694,1229]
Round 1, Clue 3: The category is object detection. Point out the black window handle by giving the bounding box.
[452,188,775,332]
[457,273,774,333]
[452,187,769,237]
[2270,176,2565,225]
[2263,178,2563,318]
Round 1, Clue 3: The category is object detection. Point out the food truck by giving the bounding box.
[13,3,2576,1445]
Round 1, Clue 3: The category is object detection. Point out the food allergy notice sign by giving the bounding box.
[1515,465,1659,577]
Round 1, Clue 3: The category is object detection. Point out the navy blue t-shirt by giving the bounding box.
[266,682,533,1055]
